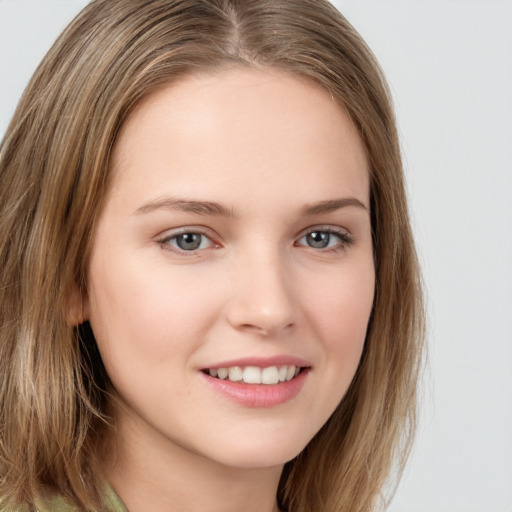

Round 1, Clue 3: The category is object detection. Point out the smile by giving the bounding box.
[204,365,306,385]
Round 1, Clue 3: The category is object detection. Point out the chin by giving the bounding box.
[200,431,311,470]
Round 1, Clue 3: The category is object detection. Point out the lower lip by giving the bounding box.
[201,369,309,408]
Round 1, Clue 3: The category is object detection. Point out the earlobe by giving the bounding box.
[64,284,90,326]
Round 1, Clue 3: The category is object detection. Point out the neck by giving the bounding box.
[101,407,283,512]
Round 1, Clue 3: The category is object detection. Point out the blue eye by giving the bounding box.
[163,232,214,252]
[297,229,352,250]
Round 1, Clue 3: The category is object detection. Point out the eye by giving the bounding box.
[296,228,353,251]
[160,230,216,253]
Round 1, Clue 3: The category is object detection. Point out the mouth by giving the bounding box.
[201,365,308,385]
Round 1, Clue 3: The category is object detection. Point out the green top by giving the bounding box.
[36,487,127,512]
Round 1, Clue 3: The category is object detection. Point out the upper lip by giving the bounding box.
[201,355,311,370]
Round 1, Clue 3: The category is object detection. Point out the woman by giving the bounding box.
[0,1,424,511]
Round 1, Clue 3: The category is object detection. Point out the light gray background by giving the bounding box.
[1,1,511,511]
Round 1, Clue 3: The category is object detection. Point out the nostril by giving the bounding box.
[236,321,295,337]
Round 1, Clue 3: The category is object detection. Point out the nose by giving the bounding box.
[226,250,298,337]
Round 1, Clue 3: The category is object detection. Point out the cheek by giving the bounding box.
[86,255,223,366]
[303,260,375,357]
[293,259,374,437]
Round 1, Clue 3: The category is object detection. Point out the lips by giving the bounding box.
[204,365,303,385]
[200,357,311,407]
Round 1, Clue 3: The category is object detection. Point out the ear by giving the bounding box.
[64,284,90,326]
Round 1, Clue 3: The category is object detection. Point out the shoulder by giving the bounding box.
[0,494,76,512]
[40,489,127,511]
[1,487,127,512]
[36,495,80,512]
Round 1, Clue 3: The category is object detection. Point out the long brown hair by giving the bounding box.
[0,1,424,510]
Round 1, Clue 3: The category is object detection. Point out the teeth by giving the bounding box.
[261,366,280,385]
[228,366,243,382]
[243,366,261,384]
[217,368,228,380]
[208,365,302,385]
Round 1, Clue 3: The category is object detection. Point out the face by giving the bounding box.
[85,68,375,470]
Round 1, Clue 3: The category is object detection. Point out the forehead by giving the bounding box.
[108,67,369,211]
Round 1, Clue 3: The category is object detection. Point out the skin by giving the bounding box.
[83,67,375,512]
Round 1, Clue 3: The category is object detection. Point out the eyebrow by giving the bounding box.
[301,197,369,215]
[134,197,236,217]
[134,196,368,217]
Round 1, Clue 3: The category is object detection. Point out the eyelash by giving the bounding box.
[158,226,354,255]
[159,228,217,255]
[295,227,355,252]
